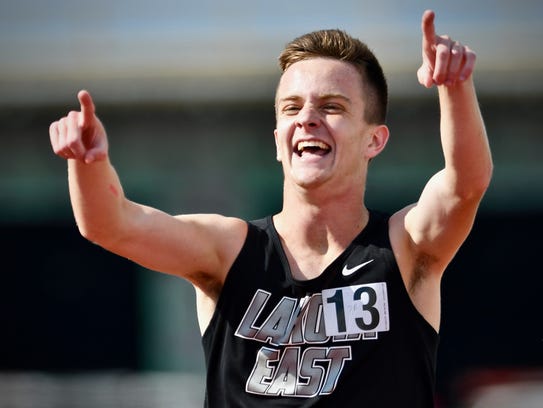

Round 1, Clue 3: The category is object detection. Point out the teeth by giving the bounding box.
[297,140,331,153]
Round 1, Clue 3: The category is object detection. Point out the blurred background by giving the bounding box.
[1,0,542,407]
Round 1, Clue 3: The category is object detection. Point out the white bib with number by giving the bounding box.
[322,283,390,337]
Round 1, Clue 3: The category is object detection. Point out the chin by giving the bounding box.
[289,171,331,190]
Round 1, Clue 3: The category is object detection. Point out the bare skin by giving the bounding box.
[49,10,492,334]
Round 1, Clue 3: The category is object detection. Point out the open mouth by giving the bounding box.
[295,140,331,157]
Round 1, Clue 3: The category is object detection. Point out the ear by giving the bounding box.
[274,129,282,162]
[365,125,389,160]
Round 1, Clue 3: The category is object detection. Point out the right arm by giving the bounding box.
[49,90,247,298]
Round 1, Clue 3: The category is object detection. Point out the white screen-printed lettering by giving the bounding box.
[322,283,389,337]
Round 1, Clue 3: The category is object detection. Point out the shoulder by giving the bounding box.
[173,213,249,254]
[173,213,249,290]
[388,205,427,281]
[388,206,443,331]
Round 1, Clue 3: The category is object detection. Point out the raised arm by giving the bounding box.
[49,91,247,298]
[390,11,493,328]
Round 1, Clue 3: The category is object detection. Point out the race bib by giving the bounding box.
[322,283,390,337]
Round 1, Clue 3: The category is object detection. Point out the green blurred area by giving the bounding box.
[2,92,541,222]
[1,2,542,406]
[1,91,542,407]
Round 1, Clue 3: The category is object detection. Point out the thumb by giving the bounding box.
[84,145,108,164]
[82,117,109,164]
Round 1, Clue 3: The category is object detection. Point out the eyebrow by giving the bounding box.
[277,93,352,105]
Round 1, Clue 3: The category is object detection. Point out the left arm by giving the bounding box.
[391,10,493,315]
[401,79,492,272]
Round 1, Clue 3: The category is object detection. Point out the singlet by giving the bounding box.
[202,211,439,407]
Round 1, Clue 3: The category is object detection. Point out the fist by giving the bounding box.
[417,10,477,88]
[49,90,108,163]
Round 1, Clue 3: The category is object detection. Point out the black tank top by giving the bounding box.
[202,211,438,407]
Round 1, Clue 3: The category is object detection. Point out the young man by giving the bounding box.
[49,10,492,407]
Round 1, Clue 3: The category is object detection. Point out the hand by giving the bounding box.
[49,90,108,164]
[417,10,476,88]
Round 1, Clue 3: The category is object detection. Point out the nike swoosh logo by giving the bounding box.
[341,259,375,276]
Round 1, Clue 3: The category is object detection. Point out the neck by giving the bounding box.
[274,180,369,252]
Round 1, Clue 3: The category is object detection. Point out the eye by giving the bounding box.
[282,105,301,115]
[321,103,344,113]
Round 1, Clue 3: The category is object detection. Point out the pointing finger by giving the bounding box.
[421,10,436,65]
[77,89,95,128]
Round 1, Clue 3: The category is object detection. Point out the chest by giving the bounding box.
[281,240,347,281]
[286,252,342,281]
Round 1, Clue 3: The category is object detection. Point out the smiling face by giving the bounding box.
[274,57,388,194]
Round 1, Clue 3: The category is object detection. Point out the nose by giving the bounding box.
[295,105,321,129]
